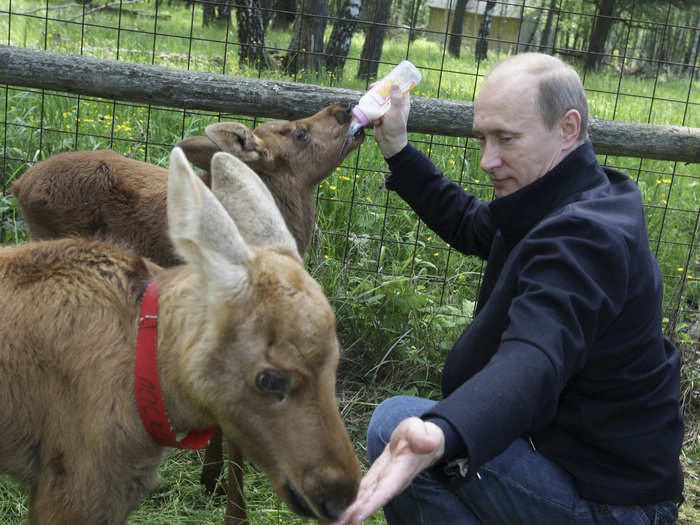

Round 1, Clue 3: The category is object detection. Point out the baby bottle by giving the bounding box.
[347,60,422,136]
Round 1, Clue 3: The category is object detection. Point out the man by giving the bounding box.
[331,53,684,524]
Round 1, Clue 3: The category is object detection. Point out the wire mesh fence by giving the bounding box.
[1,0,698,357]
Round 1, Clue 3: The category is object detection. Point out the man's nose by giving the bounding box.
[480,141,501,172]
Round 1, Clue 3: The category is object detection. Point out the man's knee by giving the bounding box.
[367,396,437,463]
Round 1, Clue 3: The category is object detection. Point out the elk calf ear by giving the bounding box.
[210,152,300,260]
[176,135,221,172]
[167,147,252,292]
[205,122,264,164]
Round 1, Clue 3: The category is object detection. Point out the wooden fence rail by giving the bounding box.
[1,45,699,164]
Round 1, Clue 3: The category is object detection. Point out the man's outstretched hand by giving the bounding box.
[322,417,445,525]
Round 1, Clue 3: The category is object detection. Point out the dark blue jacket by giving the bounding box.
[385,141,684,505]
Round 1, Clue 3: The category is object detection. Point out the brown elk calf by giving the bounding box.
[12,103,365,264]
[0,148,361,524]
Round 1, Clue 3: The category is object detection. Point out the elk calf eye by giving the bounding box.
[296,129,309,141]
[256,370,286,399]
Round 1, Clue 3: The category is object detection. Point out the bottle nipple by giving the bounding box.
[346,106,370,137]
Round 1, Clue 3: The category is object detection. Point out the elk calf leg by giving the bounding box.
[224,441,247,525]
[201,426,225,495]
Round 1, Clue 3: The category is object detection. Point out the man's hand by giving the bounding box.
[372,84,411,159]
[322,417,445,525]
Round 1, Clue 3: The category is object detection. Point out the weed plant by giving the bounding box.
[1,1,699,523]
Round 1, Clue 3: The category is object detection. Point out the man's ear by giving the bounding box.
[560,109,582,148]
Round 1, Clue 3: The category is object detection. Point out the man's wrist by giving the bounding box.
[380,138,408,160]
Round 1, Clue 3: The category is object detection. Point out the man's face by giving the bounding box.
[473,72,567,198]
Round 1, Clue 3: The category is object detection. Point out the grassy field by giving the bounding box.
[1,0,699,523]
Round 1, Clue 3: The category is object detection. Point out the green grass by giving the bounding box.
[1,0,699,523]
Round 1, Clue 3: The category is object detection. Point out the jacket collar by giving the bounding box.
[488,141,605,247]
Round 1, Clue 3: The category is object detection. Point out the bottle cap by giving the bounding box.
[351,105,371,126]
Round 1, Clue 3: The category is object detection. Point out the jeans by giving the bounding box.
[367,396,679,525]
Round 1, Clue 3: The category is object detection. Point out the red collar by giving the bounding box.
[133,282,216,449]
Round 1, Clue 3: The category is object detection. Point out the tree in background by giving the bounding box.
[474,0,496,61]
[326,0,363,80]
[311,0,329,74]
[202,0,234,26]
[270,0,297,29]
[285,4,314,74]
[584,0,697,72]
[584,0,615,71]
[538,0,559,50]
[357,0,393,81]
[285,0,329,75]
[447,0,467,58]
[236,0,270,69]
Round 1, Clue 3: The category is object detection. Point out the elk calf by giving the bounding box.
[12,103,365,263]
[0,148,361,524]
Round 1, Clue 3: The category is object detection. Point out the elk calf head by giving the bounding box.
[164,148,362,520]
[178,103,365,253]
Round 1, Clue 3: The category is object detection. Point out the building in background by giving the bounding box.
[425,0,530,55]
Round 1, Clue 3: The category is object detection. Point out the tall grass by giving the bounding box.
[1,1,699,523]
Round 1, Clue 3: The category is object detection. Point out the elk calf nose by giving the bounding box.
[318,478,359,520]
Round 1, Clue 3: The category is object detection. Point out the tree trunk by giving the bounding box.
[285,1,314,74]
[236,0,270,70]
[325,0,362,80]
[357,0,392,81]
[687,14,700,78]
[310,0,329,75]
[584,0,616,72]
[202,0,216,26]
[260,0,272,29]
[408,0,423,42]
[270,0,296,29]
[216,0,233,23]
[539,0,558,50]
[391,0,402,25]
[474,0,496,62]
[517,0,543,53]
[448,0,467,58]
